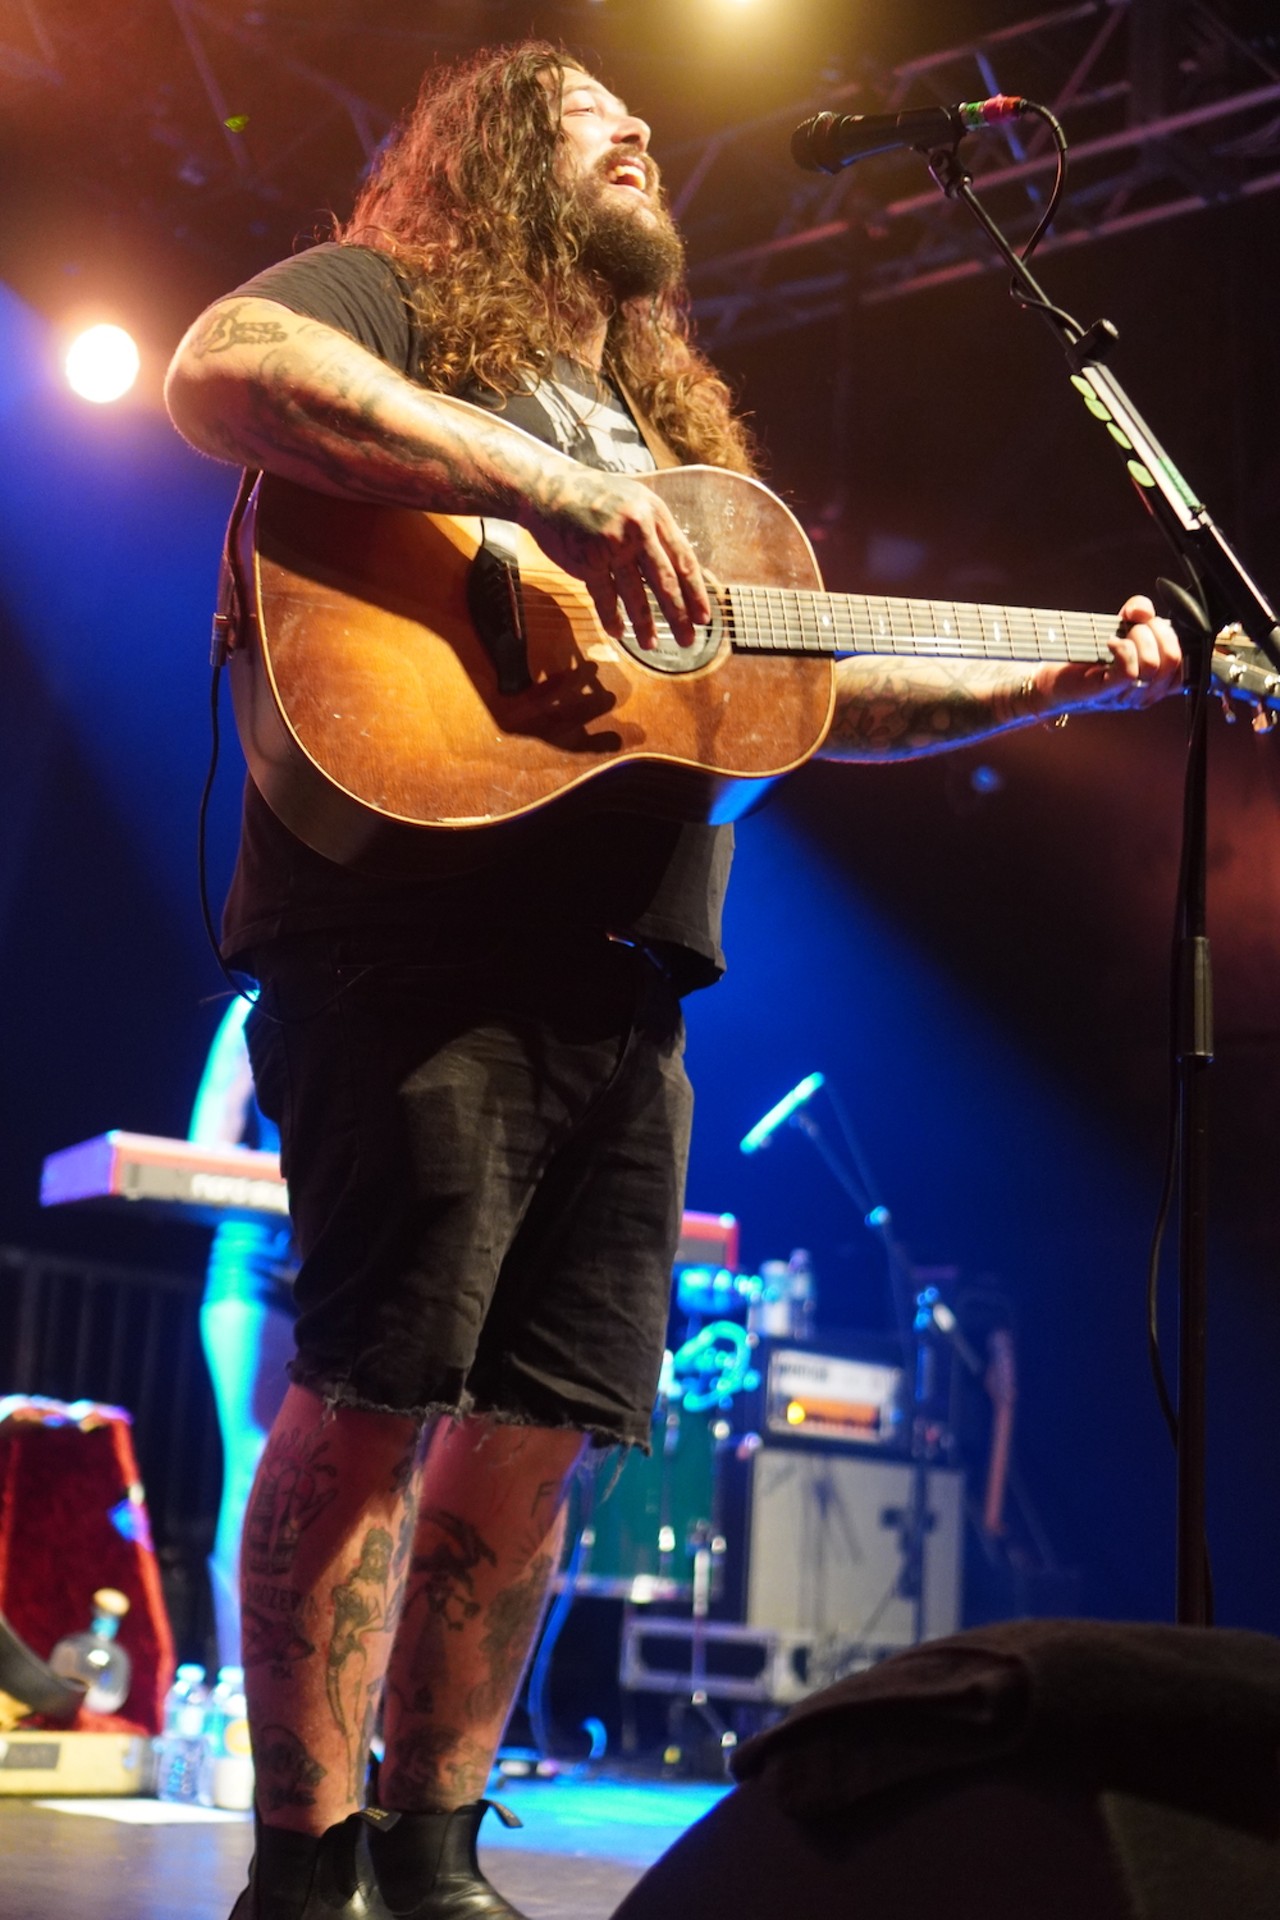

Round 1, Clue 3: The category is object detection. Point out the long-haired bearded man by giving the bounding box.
[165,41,1180,1920]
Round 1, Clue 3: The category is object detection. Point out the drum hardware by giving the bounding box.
[653,1509,737,1773]
[619,1617,894,1708]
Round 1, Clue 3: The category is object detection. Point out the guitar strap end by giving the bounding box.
[215,466,262,666]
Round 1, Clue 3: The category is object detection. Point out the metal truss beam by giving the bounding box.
[2,0,1276,342]
[674,1,1280,345]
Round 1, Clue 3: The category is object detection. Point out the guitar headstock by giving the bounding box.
[1212,625,1280,732]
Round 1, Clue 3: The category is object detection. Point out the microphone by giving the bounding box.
[740,1072,825,1154]
[791,95,1028,173]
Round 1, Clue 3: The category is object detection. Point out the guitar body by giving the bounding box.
[229,465,835,868]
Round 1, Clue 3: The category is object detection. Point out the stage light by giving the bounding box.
[65,324,140,404]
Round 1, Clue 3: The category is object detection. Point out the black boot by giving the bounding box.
[230,1810,389,1920]
[360,1801,527,1919]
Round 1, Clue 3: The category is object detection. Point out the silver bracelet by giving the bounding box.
[1020,675,1070,729]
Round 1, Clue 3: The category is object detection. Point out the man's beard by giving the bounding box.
[570,165,685,302]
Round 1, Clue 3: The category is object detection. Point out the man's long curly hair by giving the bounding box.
[335,42,757,474]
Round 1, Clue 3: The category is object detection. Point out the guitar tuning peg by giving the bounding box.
[1219,692,1238,725]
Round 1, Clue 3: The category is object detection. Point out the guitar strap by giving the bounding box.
[609,372,683,471]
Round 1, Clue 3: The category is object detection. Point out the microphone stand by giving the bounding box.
[910,134,1280,1625]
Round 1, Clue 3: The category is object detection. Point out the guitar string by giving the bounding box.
[511,586,1119,664]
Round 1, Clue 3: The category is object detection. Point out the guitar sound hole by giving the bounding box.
[614,591,723,675]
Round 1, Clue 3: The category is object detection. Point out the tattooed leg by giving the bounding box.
[324,1525,392,1801]
[380,1417,586,1812]
[240,1382,425,1834]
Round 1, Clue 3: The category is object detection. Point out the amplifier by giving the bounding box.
[713,1441,964,1651]
[757,1344,906,1449]
[714,1339,959,1650]
[735,1337,907,1452]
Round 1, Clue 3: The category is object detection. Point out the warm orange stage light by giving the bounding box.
[65,323,140,404]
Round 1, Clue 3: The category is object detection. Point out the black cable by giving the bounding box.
[198,470,262,1012]
[1016,103,1068,264]
[1144,612,1217,1618]
[1144,1060,1181,1448]
[1145,648,1216,1449]
[197,647,387,1030]
[1002,104,1079,331]
[197,647,257,1010]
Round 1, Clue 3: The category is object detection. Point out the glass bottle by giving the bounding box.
[48,1587,132,1714]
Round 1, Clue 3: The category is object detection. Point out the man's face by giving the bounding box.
[551,67,684,300]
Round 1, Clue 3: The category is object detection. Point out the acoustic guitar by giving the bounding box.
[221,457,1279,870]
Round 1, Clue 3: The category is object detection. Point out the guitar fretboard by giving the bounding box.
[723,584,1118,664]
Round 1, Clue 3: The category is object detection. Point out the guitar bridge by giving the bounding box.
[467,520,532,696]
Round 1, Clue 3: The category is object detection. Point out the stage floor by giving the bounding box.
[0,1771,730,1920]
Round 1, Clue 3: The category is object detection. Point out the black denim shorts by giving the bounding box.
[245,927,693,1448]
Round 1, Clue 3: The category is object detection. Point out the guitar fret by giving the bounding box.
[726,585,1118,664]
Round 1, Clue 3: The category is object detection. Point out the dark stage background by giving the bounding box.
[1,1,1278,1642]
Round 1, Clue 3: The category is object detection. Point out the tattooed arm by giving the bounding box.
[164,295,707,647]
[817,595,1181,762]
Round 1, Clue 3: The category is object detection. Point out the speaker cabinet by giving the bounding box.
[735,1445,964,1648]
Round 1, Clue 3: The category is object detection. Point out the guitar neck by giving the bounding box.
[724,584,1119,665]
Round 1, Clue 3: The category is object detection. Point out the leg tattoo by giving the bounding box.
[244,1425,339,1580]
[242,1577,318,1679]
[256,1724,328,1814]
[326,1527,394,1800]
[390,1509,498,1718]
[465,1550,556,1723]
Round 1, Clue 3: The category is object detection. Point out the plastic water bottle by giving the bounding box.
[48,1587,132,1713]
[154,1663,208,1803]
[197,1666,254,1810]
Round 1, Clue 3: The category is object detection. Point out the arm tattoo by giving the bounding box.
[178,301,570,520]
[822,658,1041,762]
[188,301,291,357]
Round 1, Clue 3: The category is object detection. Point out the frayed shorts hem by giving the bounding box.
[288,1360,648,1451]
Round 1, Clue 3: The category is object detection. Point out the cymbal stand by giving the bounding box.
[664,1426,735,1770]
[789,1091,946,1647]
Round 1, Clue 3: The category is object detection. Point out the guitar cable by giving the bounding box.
[196,644,258,1015]
[197,469,262,1018]
[1143,586,1216,1621]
